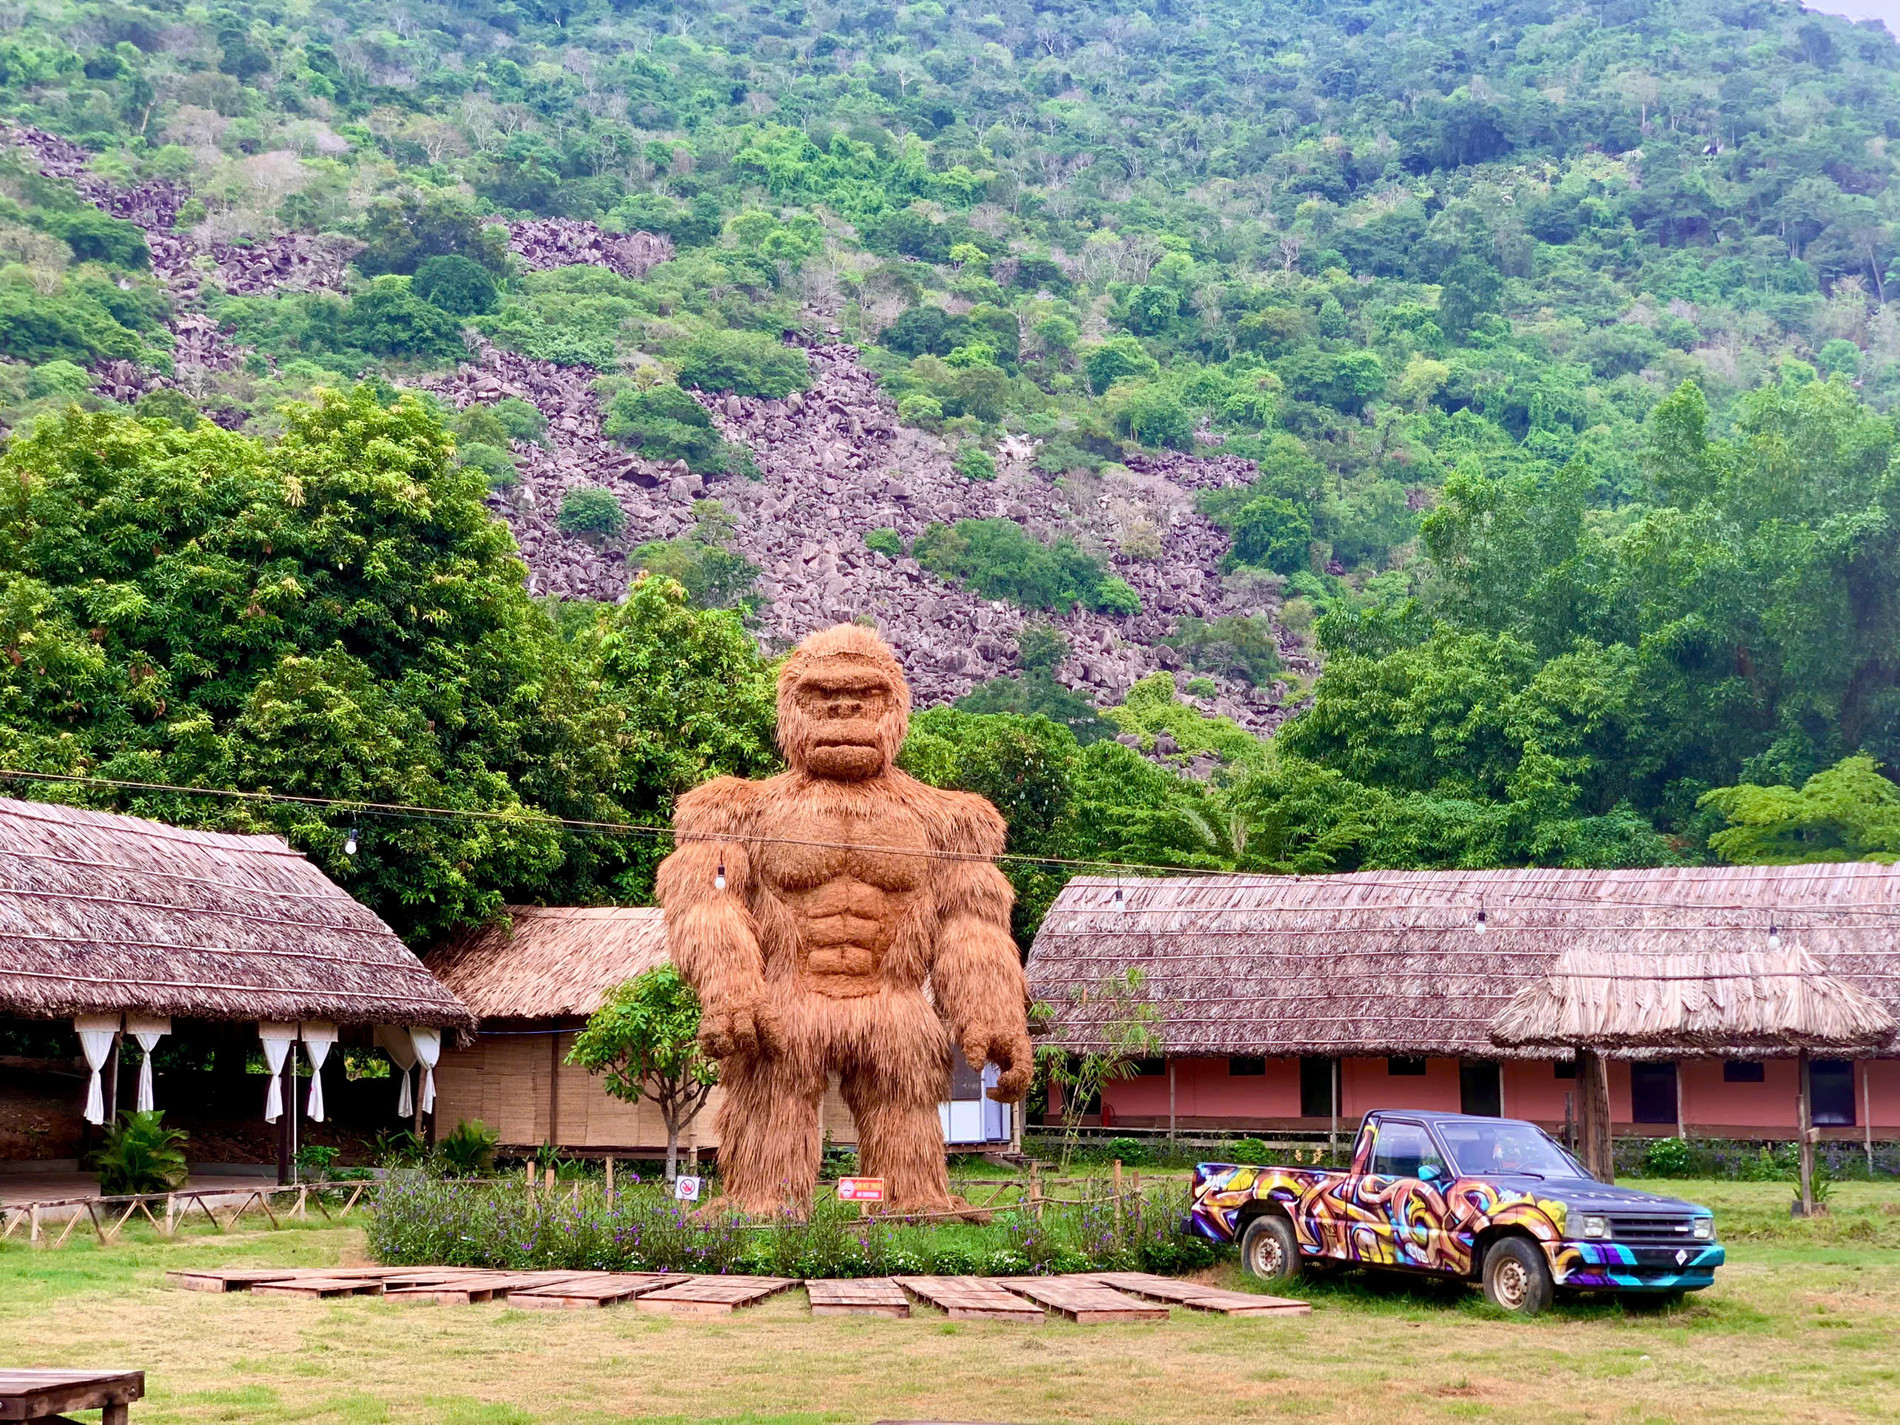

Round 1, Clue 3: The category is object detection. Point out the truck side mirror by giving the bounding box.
[1417,1164,1439,1182]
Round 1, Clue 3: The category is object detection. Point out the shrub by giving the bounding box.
[458,440,519,490]
[955,445,997,481]
[134,388,200,427]
[0,287,142,365]
[341,284,468,362]
[913,519,1140,616]
[673,330,810,398]
[492,396,548,444]
[896,392,943,429]
[1226,1138,1273,1163]
[558,485,626,539]
[1165,614,1283,687]
[93,1110,188,1195]
[39,207,148,268]
[1642,1137,1694,1177]
[413,254,500,316]
[1113,385,1193,450]
[1214,494,1312,575]
[26,359,91,400]
[1083,334,1159,395]
[605,382,740,473]
[864,528,904,559]
[438,1118,499,1176]
[1185,677,1218,697]
[1101,1136,1152,1166]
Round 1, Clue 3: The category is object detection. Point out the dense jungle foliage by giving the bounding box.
[1,0,1898,946]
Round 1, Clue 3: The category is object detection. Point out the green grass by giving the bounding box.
[2,1180,1896,1423]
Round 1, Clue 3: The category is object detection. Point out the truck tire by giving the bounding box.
[1482,1237,1554,1316]
[1240,1213,1302,1285]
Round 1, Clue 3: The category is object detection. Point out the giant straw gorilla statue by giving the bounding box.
[656,623,1032,1215]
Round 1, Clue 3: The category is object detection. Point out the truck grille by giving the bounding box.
[1610,1215,1696,1242]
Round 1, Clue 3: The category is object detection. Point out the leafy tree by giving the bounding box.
[913,519,1140,616]
[341,284,468,361]
[567,964,717,1181]
[1702,757,1900,864]
[1083,335,1159,395]
[1216,495,1312,574]
[1032,968,1163,1169]
[355,193,510,278]
[673,331,811,398]
[558,485,626,539]
[413,255,501,317]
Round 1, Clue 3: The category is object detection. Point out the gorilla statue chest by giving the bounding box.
[752,797,931,998]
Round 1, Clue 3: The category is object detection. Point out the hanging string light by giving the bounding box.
[1474,902,1488,935]
[1768,921,1781,951]
[343,828,357,856]
[714,861,727,891]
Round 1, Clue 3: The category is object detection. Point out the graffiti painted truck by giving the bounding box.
[1188,1110,1723,1315]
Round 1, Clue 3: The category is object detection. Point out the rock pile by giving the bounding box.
[211,234,361,295]
[506,220,674,280]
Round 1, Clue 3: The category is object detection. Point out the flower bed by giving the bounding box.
[367,1172,1223,1279]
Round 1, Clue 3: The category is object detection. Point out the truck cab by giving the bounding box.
[1187,1110,1723,1315]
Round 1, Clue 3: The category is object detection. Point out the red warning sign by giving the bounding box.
[836,1176,885,1202]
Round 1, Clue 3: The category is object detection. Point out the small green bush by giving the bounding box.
[558,485,626,539]
[413,254,501,316]
[1185,676,1218,697]
[864,528,904,559]
[93,1110,188,1195]
[438,1118,500,1176]
[1165,614,1282,687]
[674,330,811,398]
[605,382,743,473]
[896,392,944,429]
[1101,1136,1152,1165]
[26,359,92,400]
[1641,1137,1694,1177]
[458,440,520,490]
[1225,1138,1273,1163]
[341,284,468,362]
[914,519,1140,617]
[955,446,997,481]
[134,387,200,427]
[492,396,549,444]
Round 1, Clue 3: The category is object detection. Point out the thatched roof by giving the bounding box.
[0,797,470,1027]
[1026,865,1900,1060]
[424,906,668,1021]
[1490,946,1897,1052]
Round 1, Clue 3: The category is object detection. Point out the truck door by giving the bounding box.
[1351,1118,1452,1269]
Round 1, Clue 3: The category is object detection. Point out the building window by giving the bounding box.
[1459,1060,1501,1117]
[1723,1060,1766,1084]
[1228,1056,1266,1077]
[1130,1057,1166,1078]
[1812,1060,1856,1127]
[1553,1060,1577,1080]
[1299,1057,1337,1118]
[1630,1061,1678,1124]
[1387,1056,1426,1077]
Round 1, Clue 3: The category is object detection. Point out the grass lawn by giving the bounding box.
[2,1179,1897,1424]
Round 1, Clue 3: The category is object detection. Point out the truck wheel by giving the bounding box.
[1482,1237,1554,1316]
[1240,1214,1302,1285]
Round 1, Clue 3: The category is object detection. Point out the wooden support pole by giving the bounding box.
[1112,1158,1123,1238]
[605,1155,615,1205]
[28,1203,40,1246]
[277,1054,293,1186]
[1863,1061,1875,1177]
[1797,1047,1816,1217]
[1675,1058,1686,1141]
[1167,1061,1177,1142]
[1578,1047,1613,1183]
[549,1031,561,1149]
[1029,1160,1043,1223]
[1329,1058,1340,1163]
[525,1160,536,1191]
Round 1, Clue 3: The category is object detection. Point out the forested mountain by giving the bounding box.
[0,0,1897,940]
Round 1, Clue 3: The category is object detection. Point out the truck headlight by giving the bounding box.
[1692,1217,1713,1240]
[1582,1215,1609,1240]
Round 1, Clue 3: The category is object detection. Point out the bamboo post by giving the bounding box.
[605,1155,615,1205]
[28,1203,39,1246]
[1167,1061,1177,1142]
[1112,1158,1123,1238]
[545,1164,556,1192]
[525,1160,536,1192]
[1029,1160,1043,1223]
[164,1193,176,1238]
[296,1185,308,1219]
[1863,1061,1875,1177]
[1797,1047,1816,1217]
[1329,1058,1340,1164]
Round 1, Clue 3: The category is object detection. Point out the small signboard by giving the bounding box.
[836,1176,885,1203]
[673,1174,701,1202]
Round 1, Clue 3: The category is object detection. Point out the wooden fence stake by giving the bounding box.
[1029,1161,1043,1223]
[28,1203,39,1246]
[164,1193,176,1237]
[605,1156,614,1205]
[525,1161,536,1191]
[1112,1159,1123,1236]
[545,1165,556,1192]
[341,1183,367,1215]
[50,1210,83,1249]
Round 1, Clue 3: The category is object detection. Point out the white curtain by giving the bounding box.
[301,1021,338,1123]
[409,1027,441,1116]
[126,1014,171,1114]
[75,1014,120,1126]
[375,1025,419,1119]
[258,1021,298,1123]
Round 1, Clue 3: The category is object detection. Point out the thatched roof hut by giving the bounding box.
[424,906,669,1021]
[1027,865,1900,1059]
[1490,947,1897,1053]
[0,797,469,1028]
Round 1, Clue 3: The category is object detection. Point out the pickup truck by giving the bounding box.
[1187,1110,1723,1315]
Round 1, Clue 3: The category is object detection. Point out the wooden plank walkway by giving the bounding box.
[805,1277,910,1318]
[384,1271,596,1305]
[991,1277,1169,1324]
[164,1268,305,1293]
[249,1276,386,1300]
[632,1275,795,1317]
[506,1273,677,1309]
[1080,1272,1312,1316]
[892,1276,1045,1323]
[0,1368,144,1424]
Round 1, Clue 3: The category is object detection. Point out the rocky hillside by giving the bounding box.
[4,122,1303,734]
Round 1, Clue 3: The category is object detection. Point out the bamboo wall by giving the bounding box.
[432,1029,859,1152]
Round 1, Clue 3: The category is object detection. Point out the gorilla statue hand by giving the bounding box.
[699,989,784,1060]
[961,1023,1035,1103]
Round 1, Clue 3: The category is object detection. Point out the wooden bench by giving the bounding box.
[0,1369,144,1424]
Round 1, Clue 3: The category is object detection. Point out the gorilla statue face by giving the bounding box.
[777,625,911,781]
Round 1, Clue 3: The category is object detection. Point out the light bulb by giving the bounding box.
[1112,885,1126,911]
[1768,923,1780,951]
[715,863,727,891]
[1474,908,1487,935]
[344,829,357,856]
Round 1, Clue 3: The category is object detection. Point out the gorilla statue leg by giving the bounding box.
[838,1005,955,1213]
[709,1047,826,1216]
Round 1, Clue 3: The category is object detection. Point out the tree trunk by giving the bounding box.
[1578,1048,1614,1184]
[1797,1047,1815,1217]
[664,1114,680,1183]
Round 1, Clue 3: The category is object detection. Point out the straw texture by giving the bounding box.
[1027,865,1900,1060]
[0,796,470,1027]
[425,906,670,1020]
[1490,946,1897,1051]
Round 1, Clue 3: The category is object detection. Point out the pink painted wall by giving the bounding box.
[1093,1055,1900,1135]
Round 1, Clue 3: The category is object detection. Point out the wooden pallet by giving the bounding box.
[1,1368,144,1425]
[805,1277,911,1318]
[1080,1272,1312,1317]
[164,1268,303,1293]
[249,1276,387,1300]
[632,1275,795,1317]
[506,1273,677,1309]
[891,1276,1045,1323]
[990,1277,1168,1324]
[384,1271,596,1305]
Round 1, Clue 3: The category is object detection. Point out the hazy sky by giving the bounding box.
[1812,0,1899,33]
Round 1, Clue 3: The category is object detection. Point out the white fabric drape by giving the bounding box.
[126,1014,171,1114]
[301,1021,338,1123]
[75,1014,120,1126]
[375,1025,419,1118]
[409,1027,441,1116]
[258,1021,298,1123]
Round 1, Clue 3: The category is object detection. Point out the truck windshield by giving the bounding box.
[1436,1121,1586,1179]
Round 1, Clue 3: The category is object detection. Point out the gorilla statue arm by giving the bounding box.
[657,776,781,1058]
[930,792,1033,1103]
